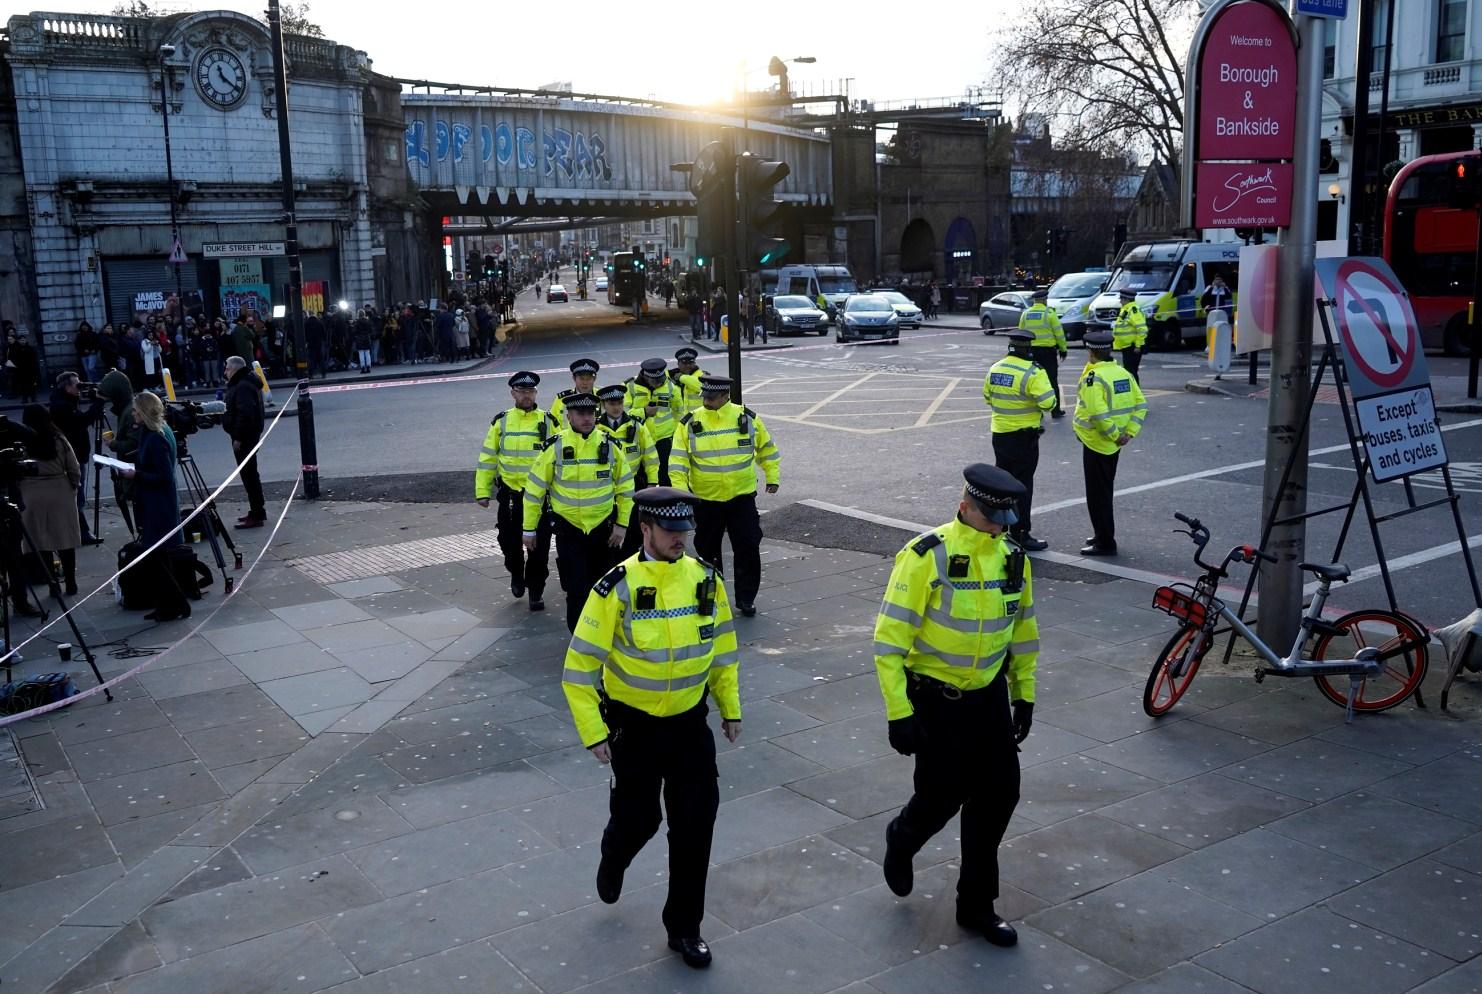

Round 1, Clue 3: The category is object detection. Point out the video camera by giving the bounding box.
[163,400,220,437]
[0,445,40,484]
[76,381,99,401]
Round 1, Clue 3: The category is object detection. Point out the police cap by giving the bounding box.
[1005,328,1035,344]
[1118,288,1137,299]
[675,347,699,363]
[640,357,667,376]
[507,370,539,389]
[561,391,599,411]
[1083,330,1114,349]
[963,463,1026,527]
[699,375,732,394]
[570,358,600,376]
[633,486,697,531]
[596,383,626,402]
[1032,288,1048,300]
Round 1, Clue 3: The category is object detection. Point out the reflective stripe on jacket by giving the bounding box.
[873,518,1039,719]
[522,427,634,532]
[599,414,660,484]
[1112,302,1148,350]
[624,377,680,440]
[1018,304,1067,350]
[983,355,1055,433]
[1072,359,1148,455]
[474,406,557,498]
[669,401,780,501]
[563,553,741,747]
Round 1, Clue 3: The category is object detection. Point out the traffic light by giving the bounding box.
[738,152,791,267]
[1451,156,1482,208]
[1044,228,1054,259]
[483,254,496,277]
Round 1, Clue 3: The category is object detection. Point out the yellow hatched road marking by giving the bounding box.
[915,378,962,427]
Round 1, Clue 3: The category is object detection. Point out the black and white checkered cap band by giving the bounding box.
[965,481,1015,508]
[642,502,695,518]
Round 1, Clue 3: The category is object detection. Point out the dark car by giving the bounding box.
[547,284,569,303]
[835,295,900,345]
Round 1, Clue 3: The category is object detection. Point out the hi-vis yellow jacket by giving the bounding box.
[1112,301,1148,350]
[983,355,1055,433]
[669,402,780,501]
[1018,303,1066,351]
[1073,359,1148,455]
[549,389,580,430]
[624,376,681,440]
[474,406,559,499]
[563,552,741,747]
[522,427,634,533]
[599,413,660,484]
[874,517,1039,719]
[668,368,707,416]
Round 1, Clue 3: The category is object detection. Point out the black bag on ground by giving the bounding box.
[116,540,152,610]
[168,545,210,601]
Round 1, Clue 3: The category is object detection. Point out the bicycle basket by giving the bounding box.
[1152,584,1211,628]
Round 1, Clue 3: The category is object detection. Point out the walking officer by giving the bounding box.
[874,464,1040,948]
[669,375,780,617]
[624,358,680,483]
[668,347,707,417]
[598,382,660,558]
[1074,331,1148,557]
[475,371,559,611]
[523,391,634,631]
[1019,288,1068,417]
[983,329,1056,551]
[551,357,600,428]
[562,487,741,970]
[1111,288,1147,383]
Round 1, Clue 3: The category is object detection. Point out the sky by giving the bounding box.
[13,0,1010,109]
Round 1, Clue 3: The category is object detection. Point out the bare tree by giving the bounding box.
[993,0,1196,170]
[108,0,324,37]
[111,0,157,15]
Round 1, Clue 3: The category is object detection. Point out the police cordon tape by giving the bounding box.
[0,385,301,706]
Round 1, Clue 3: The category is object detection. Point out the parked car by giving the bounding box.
[768,294,828,336]
[547,284,569,303]
[979,291,1035,333]
[875,290,924,329]
[594,276,608,292]
[836,294,900,344]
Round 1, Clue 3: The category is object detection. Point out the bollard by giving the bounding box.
[161,367,177,401]
[252,360,274,408]
[297,379,320,500]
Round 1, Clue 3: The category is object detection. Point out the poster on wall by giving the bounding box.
[221,284,271,321]
[301,280,327,317]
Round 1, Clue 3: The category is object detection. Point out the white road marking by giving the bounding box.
[798,371,880,419]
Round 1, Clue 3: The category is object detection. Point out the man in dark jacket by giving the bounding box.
[50,371,105,544]
[304,311,326,378]
[222,355,267,528]
[434,304,456,363]
[228,315,257,364]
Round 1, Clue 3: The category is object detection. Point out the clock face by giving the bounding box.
[194,48,247,110]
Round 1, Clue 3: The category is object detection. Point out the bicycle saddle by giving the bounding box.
[1299,561,1350,582]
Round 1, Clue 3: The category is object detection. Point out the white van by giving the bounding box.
[1087,241,1241,350]
[774,264,859,321]
[1045,271,1110,341]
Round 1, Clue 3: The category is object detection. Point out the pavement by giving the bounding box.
[2,459,1481,993]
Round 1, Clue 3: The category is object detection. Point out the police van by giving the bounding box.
[1087,241,1241,350]
[774,264,859,322]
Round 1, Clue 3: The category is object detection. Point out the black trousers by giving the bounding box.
[1120,346,1142,383]
[235,441,266,520]
[602,697,720,939]
[889,673,1019,914]
[1083,446,1121,548]
[553,514,616,632]
[992,429,1040,539]
[496,484,550,601]
[654,436,673,486]
[694,493,762,606]
[1030,346,1063,413]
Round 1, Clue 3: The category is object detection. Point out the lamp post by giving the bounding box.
[157,45,186,330]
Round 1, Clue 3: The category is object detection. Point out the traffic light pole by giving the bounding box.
[720,129,744,403]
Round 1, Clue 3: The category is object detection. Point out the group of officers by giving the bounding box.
[469,294,1151,970]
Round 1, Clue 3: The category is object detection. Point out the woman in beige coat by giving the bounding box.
[19,404,82,596]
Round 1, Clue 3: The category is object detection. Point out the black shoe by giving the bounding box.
[596,856,623,904]
[737,603,757,617]
[667,936,712,969]
[883,821,914,897]
[236,518,264,530]
[957,908,1018,947]
[529,599,545,612]
[1016,535,1049,552]
[65,581,78,596]
[1051,409,1066,419]
[12,600,43,619]
[81,536,105,547]
[511,578,526,599]
[1079,542,1117,557]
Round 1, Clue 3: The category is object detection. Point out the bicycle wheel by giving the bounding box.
[1143,625,1210,717]
[1310,610,1429,713]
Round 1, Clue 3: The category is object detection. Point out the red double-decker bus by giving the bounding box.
[1384,150,1479,355]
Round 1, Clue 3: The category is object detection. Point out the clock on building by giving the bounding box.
[193,47,248,110]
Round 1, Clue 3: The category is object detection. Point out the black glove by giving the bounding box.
[1058,351,1068,360]
[888,714,927,756]
[1012,700,1034,744]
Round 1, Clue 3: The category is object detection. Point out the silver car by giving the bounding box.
[836,294,901,345]
[769,294,827,336]
[979,291,1035,334]
[876,290,924,329]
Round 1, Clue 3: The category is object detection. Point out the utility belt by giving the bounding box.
[906,669,1002,703]
[997,426,1044,436]
[600,692,708,740]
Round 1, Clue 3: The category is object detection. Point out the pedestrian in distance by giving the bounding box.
[562,486,740,970]
[476,371,559,611]
[875,464,1040,948]
[1111,288,1147,384]
[353,309,374,373]
[668,375,780,617]
[551,358,600,429]
[222,355,268,530]
[624,359,680,485]
[1019,288,1068,418]
[522,391,634,632]
[1074,330,1148,556]
[984,329,1055,551]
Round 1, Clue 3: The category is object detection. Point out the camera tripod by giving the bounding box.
[0,494,110,699]
[175,434,240,593]
[90,407,135,539]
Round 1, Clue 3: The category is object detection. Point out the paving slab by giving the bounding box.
[1097,772,1310,849]
[0,923,115,994]
[110,922,356,994]
[0,812,117,889]
[1018,753,1162,826]
[233,793,413,875]
[1001,813,1190,904]
[1085,719,1271,784]
[48,699,171,745]
[1157,827,1373,919]
[83,759,226,827]
[0,862,123,966]
[155,683,286,733]
[105,801,221,868]
[331,640,435,683]
[1369,751,1482,825]
[380,760,565,829]
[1412,958,1482,994]
[314,938,530,994]
[69,844,210,926]
[770,713,895,769]
[710,786,852,862]
[1330,858,1482,962]
[200,619,305,656]
[1109,963,1262,994]
[1220,738,1416,804]
[180,712,308,770]
[1265,791,1475,870]
[716,740,827,801]
[135,657,251,700]
[868,922,1129,994]
[301,619,408,653]
[347,806,552,896]
[45,919,163,994]
[228,642,343,682]
[1433,831,1482,874]
[268,598,372,629]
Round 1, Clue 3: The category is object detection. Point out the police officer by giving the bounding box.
[551,358,600,428]
[523,392,634,631]
[624,358,680,483]
[984,329,1055,551]
[475,371,559,611]
[1074,331,1148,556]
[875,464,1039,948]
[668,347,707,417]
[669,375,780,617]
[1111,288,1147,383]
[1018,288,1068,418]
[598,382,660,557]
[563,487,741,970]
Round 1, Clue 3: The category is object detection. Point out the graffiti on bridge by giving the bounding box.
[405,119,613,181]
